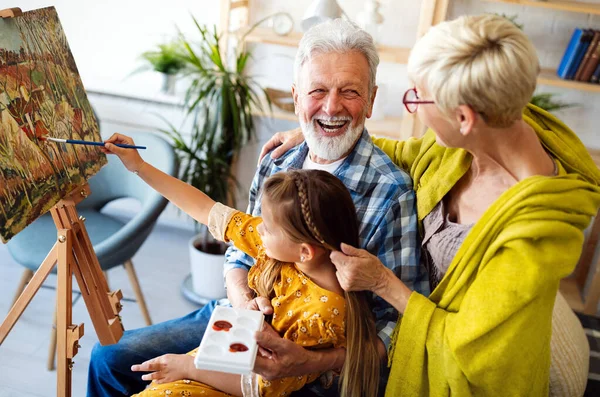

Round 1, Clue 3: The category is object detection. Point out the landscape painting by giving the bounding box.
[0,7,106,242]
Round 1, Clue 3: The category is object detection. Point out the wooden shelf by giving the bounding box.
[485,0,600,15]
[538,68,600,92]
[244,27,411,64]
[254,106,402,138]
[587,147,600,168]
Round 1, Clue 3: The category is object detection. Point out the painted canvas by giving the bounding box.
[0,7,106,243]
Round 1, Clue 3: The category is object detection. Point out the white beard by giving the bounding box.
[301,117,365,161]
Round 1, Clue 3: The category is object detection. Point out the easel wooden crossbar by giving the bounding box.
[0,185,124,397]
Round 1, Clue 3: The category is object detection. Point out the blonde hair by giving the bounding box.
[254,169,380,397]
[408,14,540,127]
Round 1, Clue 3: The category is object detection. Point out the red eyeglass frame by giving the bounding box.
[403,87,435,113]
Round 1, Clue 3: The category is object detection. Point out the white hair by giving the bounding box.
[294,18,379,98]
[408,14,540,127]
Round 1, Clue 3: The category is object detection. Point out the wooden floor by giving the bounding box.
[0,221,199,397]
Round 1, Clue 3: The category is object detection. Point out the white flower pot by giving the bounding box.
[189,235,227,300]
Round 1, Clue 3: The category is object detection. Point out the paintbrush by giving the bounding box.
[41,136,146,150]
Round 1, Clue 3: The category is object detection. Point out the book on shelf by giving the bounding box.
[576,30,600,81]
[591,62,600,83]
[580,35,600,82]
[557,28,584,79]
[565,29,594,80]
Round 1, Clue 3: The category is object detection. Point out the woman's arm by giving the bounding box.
[257,128,304,165]
[371,133,430,175]
[103,133,215,226]
[330,243,413,313]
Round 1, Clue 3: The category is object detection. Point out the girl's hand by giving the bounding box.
[131,353,195,384]
[102,133,145,173]
[330,243,389,294]
[257,128,304,165]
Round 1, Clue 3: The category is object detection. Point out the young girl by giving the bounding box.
[102,134,380,397]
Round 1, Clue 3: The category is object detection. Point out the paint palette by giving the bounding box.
[194,306,264,375]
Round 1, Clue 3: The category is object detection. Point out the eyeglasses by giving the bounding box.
[403,87,435,113]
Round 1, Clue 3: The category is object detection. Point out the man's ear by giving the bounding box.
[455,104,477,136]
[292,84,299,116]
[365,85,378,119]
[300,243,316,262]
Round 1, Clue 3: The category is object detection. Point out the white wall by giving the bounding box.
[17,0,220,100]
[13,1,224,228]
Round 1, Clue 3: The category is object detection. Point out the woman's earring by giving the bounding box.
[459,127,465,134]
[300,255,305,262]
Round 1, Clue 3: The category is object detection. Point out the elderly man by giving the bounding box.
[87,19,428,396]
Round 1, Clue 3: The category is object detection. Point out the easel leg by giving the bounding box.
[10,269,33,308]
[56,228,74,397]
[0,245,58,344]
[48,298,58,371]
[124,259,152,326]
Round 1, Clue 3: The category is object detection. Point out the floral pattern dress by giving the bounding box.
[132,208,346,397]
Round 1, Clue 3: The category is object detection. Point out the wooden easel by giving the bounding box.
[0,182,124,397]
[1,7,123,396]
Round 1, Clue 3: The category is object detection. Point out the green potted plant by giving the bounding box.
[159,20,269,299]
[140,42,186,94]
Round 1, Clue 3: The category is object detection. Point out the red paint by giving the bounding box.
[212,320,233,331]
[229,343,248,352]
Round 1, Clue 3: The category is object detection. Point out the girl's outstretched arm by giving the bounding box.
[102,133,215,225]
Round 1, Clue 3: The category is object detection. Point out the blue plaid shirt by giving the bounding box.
[224,129,429,348]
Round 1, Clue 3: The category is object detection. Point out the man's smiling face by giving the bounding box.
[292,50,376,162]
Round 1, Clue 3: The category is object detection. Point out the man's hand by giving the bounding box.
[244,296,274,315]
[225,268,255,308]
[257,128,304,165]
[253,324,313,380]
[131,353,195,384]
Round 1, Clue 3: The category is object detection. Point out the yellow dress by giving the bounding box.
[133,211,346,397]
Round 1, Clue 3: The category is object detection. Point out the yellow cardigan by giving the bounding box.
[372,104,600,396]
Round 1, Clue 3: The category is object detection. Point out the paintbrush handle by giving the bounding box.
[51,138,146,150]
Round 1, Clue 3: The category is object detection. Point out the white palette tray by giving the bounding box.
[194,306,264,375]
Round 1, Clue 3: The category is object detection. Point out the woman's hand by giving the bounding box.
[131,353,195,384]
[102,133,145,173]
[330,243,389,293]
[331,243,413,313]
[257,127,304,165]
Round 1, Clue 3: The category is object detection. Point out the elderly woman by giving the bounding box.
[259,14,600,396]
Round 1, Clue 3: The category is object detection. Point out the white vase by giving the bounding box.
[356,0,384,43]
[189,235,227,300]
[161,73,176,95]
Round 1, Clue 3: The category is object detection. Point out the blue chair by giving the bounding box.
[7,131,178,370]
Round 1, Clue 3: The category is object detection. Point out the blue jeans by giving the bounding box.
[87,300,217,396]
